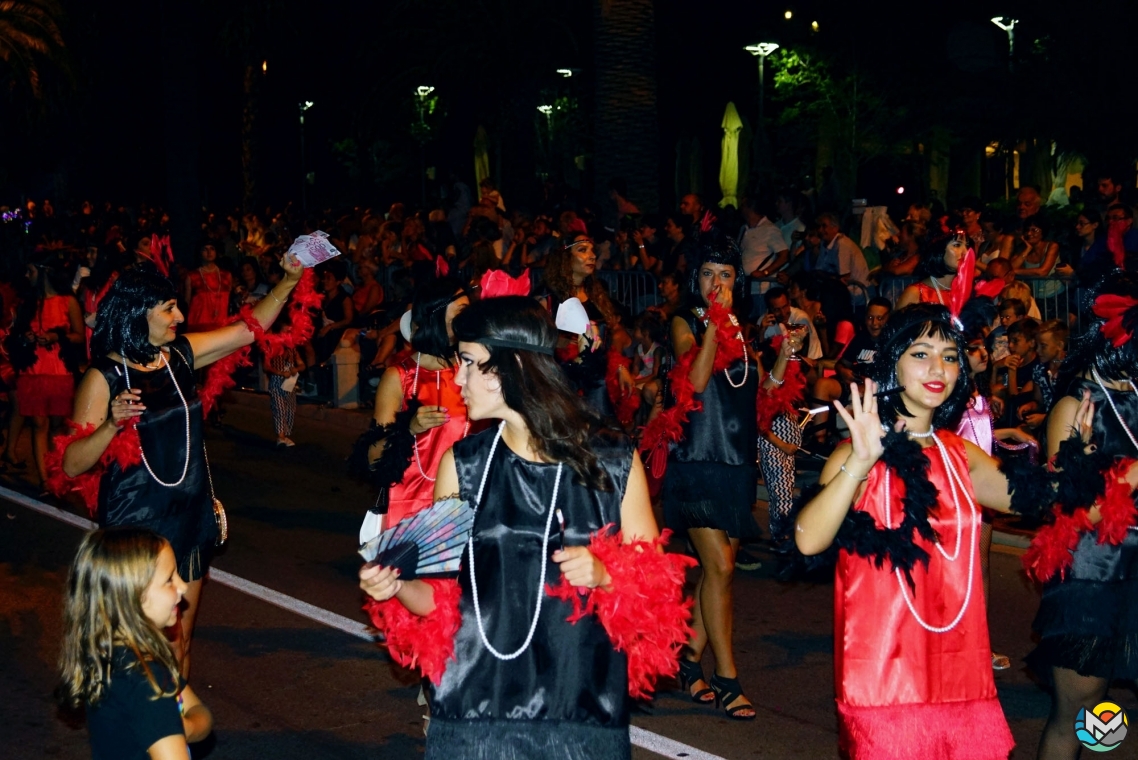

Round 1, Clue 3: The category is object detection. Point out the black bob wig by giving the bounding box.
[866,303,972,431]
[409,277,467,359]
[685,223,746,307]
[91,269,179,364]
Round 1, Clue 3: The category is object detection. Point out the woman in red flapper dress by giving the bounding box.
[352,278,474,543]
[897,233,970,310]
[796,304,1020,760]
[184,244,233,333]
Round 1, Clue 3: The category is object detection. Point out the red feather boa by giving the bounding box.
[1023,458,1138,583]
[605,349,641,427]
[46,270,324,506]
[639,302,745,456]
[546,528,696,699]
[44,420,144,515]
[363,578,462,684]
[756,340,806,432]
[200,270,322,416]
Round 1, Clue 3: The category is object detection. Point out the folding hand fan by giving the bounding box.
[358,497,473,579]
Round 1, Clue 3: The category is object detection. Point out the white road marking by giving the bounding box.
[5,487,728,760]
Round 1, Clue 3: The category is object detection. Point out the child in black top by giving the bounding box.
[59,528,212,760]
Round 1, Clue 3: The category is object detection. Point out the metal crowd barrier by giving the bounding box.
[594,270,661,313]
[875,275,1084,332]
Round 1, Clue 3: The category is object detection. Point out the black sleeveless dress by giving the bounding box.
[1028,378,1138,681]
[662,309,760,539]
[93,337,216,580]
[426,427,632,760]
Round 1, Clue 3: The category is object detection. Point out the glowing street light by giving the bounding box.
[261,60,267,73]
[745,42,780,138]
[416,85,435,98]
[556,68,573,77]
[784,10,792,19]
[991,17,1018,70]
[811,20,819,32]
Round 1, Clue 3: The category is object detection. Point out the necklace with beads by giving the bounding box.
[693,307,749,388]
[468,422,562,660]
[883,431,978,633]
[121,350,191,488]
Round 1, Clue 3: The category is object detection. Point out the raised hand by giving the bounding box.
[832,379,887,473]
[410,404,449,435]
[1072,388,1096,446]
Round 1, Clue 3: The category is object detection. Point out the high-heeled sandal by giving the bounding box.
[710,673,756,720]
[676,658,715,704]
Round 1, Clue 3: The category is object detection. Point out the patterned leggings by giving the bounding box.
[757,413,800,546]
[268,375,297,437]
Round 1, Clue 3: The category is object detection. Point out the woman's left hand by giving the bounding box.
[280,252,303,281]
[1072,388,1095,446]
[552,546,611,590]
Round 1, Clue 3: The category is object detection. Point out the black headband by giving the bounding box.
[480,337,555,355]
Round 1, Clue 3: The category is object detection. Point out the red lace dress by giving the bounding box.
[386,353,472,526]
[186,267,233,333]
[834,431,1014,760]
[17,295,76,417]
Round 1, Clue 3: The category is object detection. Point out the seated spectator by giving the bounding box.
[815,212,869,309]
[660,212,696,275]
[313,259,355,365]
[1000,280,1041,320]
[1075,209,1111,282]
[1011,215,1059,279]
[758,286,822,363]
[1018,319,1068,431]
[995,317,1039,428]
[351,259,384,323]
[774,189,807,254]
[879,221,922,277]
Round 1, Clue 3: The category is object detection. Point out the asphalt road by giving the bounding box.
[2,396,1135,760]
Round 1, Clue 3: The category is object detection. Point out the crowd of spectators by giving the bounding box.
[0,167,1133,488]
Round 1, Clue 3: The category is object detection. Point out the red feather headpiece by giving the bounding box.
[480,269,531,298]
[1092,293,1138,347]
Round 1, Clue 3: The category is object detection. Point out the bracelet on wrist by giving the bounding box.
[766,373,785,386]
[839,464,869,482]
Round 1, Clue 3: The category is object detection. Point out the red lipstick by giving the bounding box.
[923,382,946,393]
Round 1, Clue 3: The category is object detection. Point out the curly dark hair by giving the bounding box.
[452,296,613,491]
[542,235,618,330]
[867,303,972,431]
[685,223,745,308]
[91,269,178,364]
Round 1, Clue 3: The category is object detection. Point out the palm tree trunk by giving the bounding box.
[592,0,660,213]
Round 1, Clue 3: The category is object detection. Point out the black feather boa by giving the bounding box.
[1052,437,1113,516]
[783,430,943,590]
[347,400,421,494]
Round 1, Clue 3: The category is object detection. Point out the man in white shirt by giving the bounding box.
[775,190,806,252]
[816,212,869,306]
[737,196,789,278]
[759,287,823,361]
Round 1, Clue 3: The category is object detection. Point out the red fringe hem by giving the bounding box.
[363,578,462,685]
[837,698,1014,760]
[546,527,697,699]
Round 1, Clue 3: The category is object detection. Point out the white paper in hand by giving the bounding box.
[555,297,590,335]
[288,230,342,268]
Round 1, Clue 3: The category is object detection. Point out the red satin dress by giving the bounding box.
[386,353,472,526]
[834,431,1014,760]
[916,281,948,306]
[186,267,233,333]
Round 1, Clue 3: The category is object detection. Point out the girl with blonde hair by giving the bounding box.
[59,527,212,760]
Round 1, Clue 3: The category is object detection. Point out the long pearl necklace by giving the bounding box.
[410,352,469,482]
[121,351,192,488]
[468,421,563,661]
[883,431,977,633]
[1091,367,1138,454]
[694,307,749,388]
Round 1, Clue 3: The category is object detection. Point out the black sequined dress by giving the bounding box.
[93,337,216,579]
[1028,378,1138,681]
[425,427,632,760]
[663,309,760,539]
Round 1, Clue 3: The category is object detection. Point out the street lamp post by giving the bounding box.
[991,17,1018,71]
[414,86,436,205]
[745,42,780,136]
[745,41,779,174]
[298,100,314,215]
